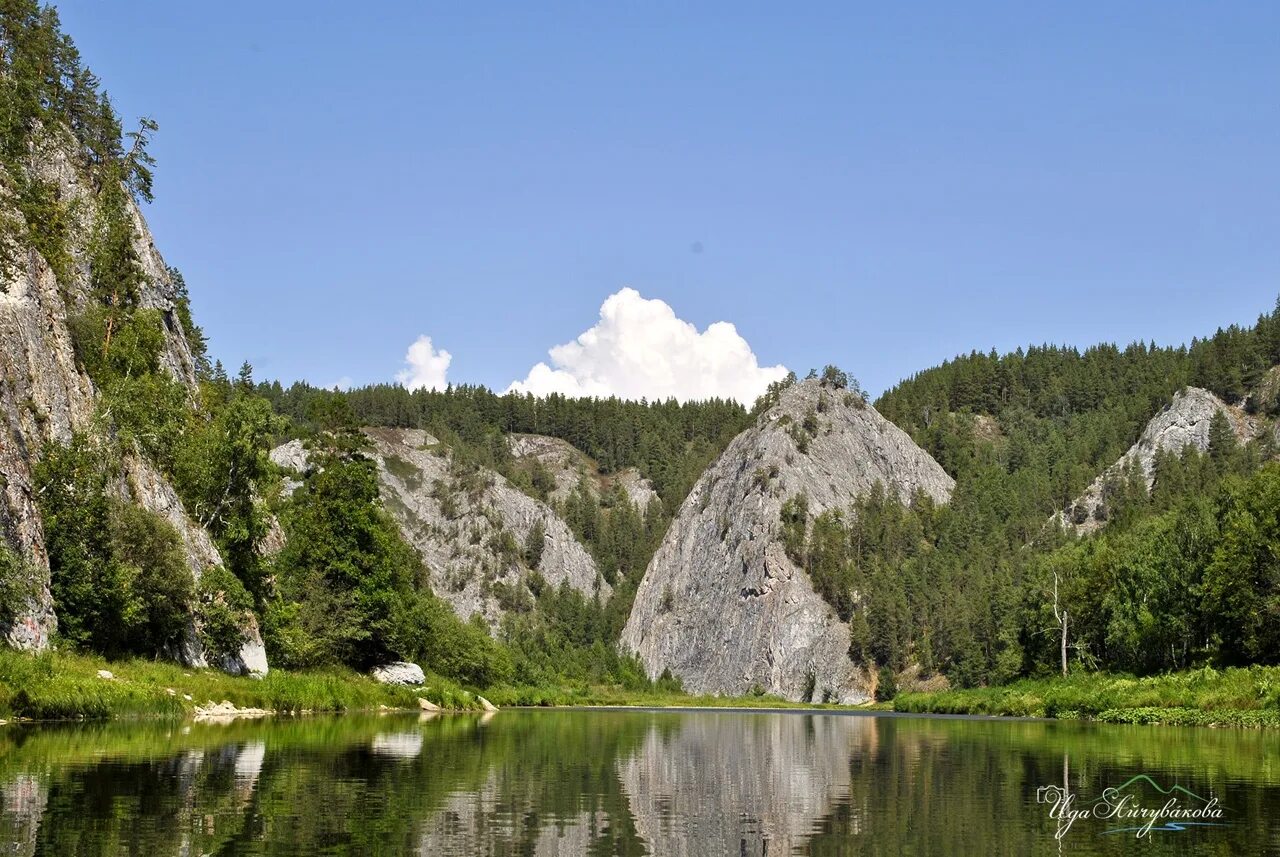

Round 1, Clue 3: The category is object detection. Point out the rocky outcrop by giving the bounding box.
[118,456,268,675]
[0,128,263,670]
[365,427,608,625]
[269,429,608,627]
[1056,387,1257,534]
[620,379,954,703]
[507,433,658,510]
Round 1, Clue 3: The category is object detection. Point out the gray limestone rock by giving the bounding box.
[1055,387,1257,534]
[620,378,954,703]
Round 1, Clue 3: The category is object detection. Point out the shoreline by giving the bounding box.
[3,648,1278,729]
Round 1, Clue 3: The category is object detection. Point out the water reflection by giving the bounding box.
[619,713,869,855]
[0,711,1277,855]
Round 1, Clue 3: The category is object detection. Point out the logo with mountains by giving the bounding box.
[1038,774,1228,839]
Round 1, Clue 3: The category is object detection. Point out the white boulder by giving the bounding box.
[372,661,425,686]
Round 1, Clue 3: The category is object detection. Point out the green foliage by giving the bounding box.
[172,389,282,599]
[875,666,898,702]
[0,541,34,628]
[257,380,751,512]
[894,665,1280,727]
[779,493,808,562]
[11,175,74,282]
[105,500,194,654]
[391,593,513,687]
[168,265,208,373]
[34,436,193,657]
[1202,463,1280,665]
[523,520,546,568]
[195,566,253,662]
[268,446,422,670]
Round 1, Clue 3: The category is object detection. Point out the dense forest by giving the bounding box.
[822,302,1280,692]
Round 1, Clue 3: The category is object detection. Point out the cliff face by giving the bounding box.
[1056,387,1257,535]
[620,379,954,703]
[273,429,609,628]
[0,129,265,672]
[366,428,608,625]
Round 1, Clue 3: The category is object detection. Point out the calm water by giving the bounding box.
[0,708,1277,855]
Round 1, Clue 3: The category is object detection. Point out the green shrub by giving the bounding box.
[106,500,194,654]
[195,566,253,661]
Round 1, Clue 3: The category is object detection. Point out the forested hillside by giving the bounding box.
[832,303,1280,689]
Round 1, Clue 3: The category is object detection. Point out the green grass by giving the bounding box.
[0,648,482,720]
[0,648,861,722]
[894,665,1280,727]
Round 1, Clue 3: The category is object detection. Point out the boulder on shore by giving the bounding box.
[372,662,425,686]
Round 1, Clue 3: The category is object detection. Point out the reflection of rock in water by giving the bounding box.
[416,770,609,856]
[175,741,267,855]
[232,740,267,805]
[0,774,48,857]
[372,731,424,760]
[618,713,867,856]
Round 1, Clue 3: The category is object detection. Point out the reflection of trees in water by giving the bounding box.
[14,739,266,856]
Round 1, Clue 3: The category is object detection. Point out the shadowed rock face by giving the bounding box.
[0,130,264,669]
[360,428,607,626]
[617,713,872,856]
[1055,387,1257,535]
[621,379,954,703]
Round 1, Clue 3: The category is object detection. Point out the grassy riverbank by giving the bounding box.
[0,649,814,721]
[894,666,1280,727]
[9,649,1280,727]
[0,649,477,720]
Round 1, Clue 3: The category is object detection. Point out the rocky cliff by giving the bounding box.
[1056,387,1257,534]
[273,429,609,627]
[620,378,954,703]
[0,128,265,672]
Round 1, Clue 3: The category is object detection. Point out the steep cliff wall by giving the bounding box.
[620,379,953,703]
[0,129,264,672]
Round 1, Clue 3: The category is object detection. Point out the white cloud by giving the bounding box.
[329,376,353,391]
[396,335,452,391]
[506,288,788,404]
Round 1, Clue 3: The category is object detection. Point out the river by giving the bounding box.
[0,708,1274,854]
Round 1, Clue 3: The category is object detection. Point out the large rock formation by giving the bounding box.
[0,128,265,671]
[366,427,608,625]
[1056,387,1257,535]
[273,429,609,627]
[620,378,954,703]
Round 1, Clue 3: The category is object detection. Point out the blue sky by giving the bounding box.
[56,1,1279,399]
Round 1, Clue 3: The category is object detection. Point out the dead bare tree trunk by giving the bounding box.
[1052,572,1068,677]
